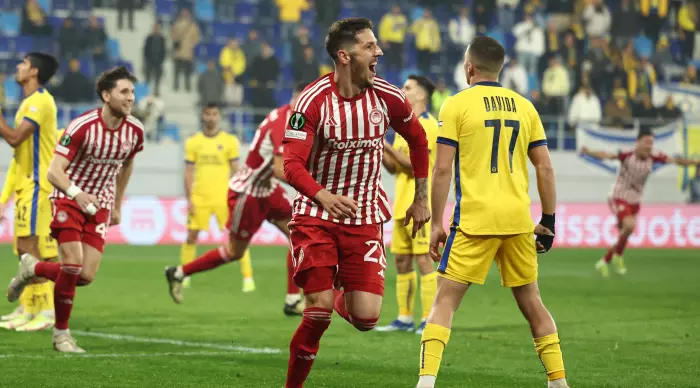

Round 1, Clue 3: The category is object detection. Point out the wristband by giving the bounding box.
[66,184,83,200]
[539,213,555,230]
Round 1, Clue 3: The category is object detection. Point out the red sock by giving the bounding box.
[54,264,82,330]
[286,307,332,388]
[603,248,614,263]
[615,234,630,255]
[34,261,60,281]
[333,289,351,324]
[287,251,299,294]
[182,247,230,276]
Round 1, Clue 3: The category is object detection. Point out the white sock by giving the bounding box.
[54,328,69,336]
[548,378,568,388]
[285,294,301,305]
[39,310,55,319]
[174,267,185,280]
[398,315,413,324]
[417,375,436,387]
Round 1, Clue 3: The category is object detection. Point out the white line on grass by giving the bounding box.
[0,351,237,359]
[71,330,282,354]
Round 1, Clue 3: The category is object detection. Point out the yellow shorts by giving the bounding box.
[12,235,59,259]
[14,188,52,238]
[390,218,430,255]
[437,229,537,287]
[187,203,228,231]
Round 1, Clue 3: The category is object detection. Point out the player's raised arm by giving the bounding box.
[528,114,557,253]
[579,146,619,161]
[668,155,700,166]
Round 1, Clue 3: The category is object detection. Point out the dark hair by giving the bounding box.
[637,130,654,140]
[294,82,310,93]
[203,102,220,111]
[95,66,137,102]
[25,52,58,85]
[467,36,506,74]
[325,17,373,63]
[407,74,436,101]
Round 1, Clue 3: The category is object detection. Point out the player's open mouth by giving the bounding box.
[369,63,376,75]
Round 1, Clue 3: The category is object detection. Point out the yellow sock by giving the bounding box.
[397,272,417,317]
[419,323,451,377]
[20,284,37,316]
[534,333,566,381]
[420,272,437,320]
[34,281,54,313]
[180,243,197,266]
[239,249,253,279]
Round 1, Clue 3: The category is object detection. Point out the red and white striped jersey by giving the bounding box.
[52,108,145,210]
[610,150,668,204]
[282,73,426,225]
[229,104,290,197]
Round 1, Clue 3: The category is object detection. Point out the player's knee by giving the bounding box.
[621,218,636,235]
[395,255,413,272]
[415,254,434,274]
[77,277,93,287]
[223,241,244,262]
[350,315,379,332]
[303,290,334,310]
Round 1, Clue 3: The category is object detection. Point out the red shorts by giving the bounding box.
[289,217,386,296]
[608,198,641,224]
[50,199,111,253]
[225,186,292,241]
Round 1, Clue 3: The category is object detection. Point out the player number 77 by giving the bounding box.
[484,119,520,173]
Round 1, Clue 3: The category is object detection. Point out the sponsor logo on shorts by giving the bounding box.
[285,129,307,141]
[327,137,382,150]
[57,211,68,223]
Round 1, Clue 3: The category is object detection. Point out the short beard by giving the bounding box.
[106,102,126,118]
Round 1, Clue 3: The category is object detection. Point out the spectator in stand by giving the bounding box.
[681,64,698,84]
[611,0,641,49]
[531,89,549,116]
[448,7,476,64]
[568,81,602,130]
[276,0,309,41]
[198,60,225,107]
[86,16,108,73]
[542,55,571,115]
[633,93,659,133]
[652,34,674,68]
[628,57,657,102]
[219,38,246,106]
[431,80,452,117]
[546,0,575,32]
[513,9,545,74]
[501,57,529,96]
[249,42,280,121]
[21,0,52,37]
[678,1,697,63]
[561,32,582,91]
[582,0,612,39]
[316,0,340,35]
[411,8,441,76]
[604,88,633,127]
[291,26,312,73]
[472,0,496,34]
[117,0,135,31]
[171,9,201,92]
[496,0,520,31]
[293,46,319,83]
[59,18,82,60]
[640,0,668,45]
[242,29,262,62]
[58,59,93,103]
[544,20,561,60]
[658,95,683,123]
[144,23,166,96]
[134,93,166,141]
[379,5,409,72]
[583,37,613,100]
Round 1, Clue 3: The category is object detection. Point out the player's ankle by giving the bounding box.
[417,375,436,387]
[397,315,413,324]
[174,266,185,280]
[54,328,69,336]
[286,294,301,304]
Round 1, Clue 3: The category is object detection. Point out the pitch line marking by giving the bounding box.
[0,351,237,359]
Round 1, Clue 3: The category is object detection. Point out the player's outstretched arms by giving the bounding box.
[579,146,618,160]
[47,155,98,215]
[528,145,556,253]
[669,156,700,166]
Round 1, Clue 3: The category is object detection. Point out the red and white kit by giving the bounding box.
[282,74,429,296]
[51,108,145,252]
[608,150,668,222]
[227,104,293,240]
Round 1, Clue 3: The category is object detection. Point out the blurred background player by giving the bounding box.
[166,83,309,316]
[0,53,59,332]
[417,37,567,388]
[182,103,255,292]
[581,134,700,277]
[7,66,145,352]
[283,18,431,387]
[377,74,438,335]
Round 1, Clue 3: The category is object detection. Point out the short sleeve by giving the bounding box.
[652,152,669,164]
[528,107,548,151]
[228,135,241,161]
[21,96,44,130]
[436,97,459,147]
[55,125,86,162]
[185,137,196,164]
[618,151,633,162]
[282,100,320,149]
[128,131,145,159]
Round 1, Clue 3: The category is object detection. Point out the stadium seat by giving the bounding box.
[194,0,215,22]
[37,0,52,13]
[73,0,93,12]
[0,36,11,59]
[234,3,257,23]
[114,59,134,74]
[486,29,505,46]
[4,77,20,104]
[162,122,181,142]
[195,60,207,73]
[275,87,292,106]
[410,7,425,21]
[106,38,120,60]
[528,73,539,92]
[1,11,20,37]
[155,0,175,21]
[14,36,34,57]
[134,82,150,101]
[338,5,354,19]
[52,0,70,12]
[634,35,653,59]
[46,16,64,30]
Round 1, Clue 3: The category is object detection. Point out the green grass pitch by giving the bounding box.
[0,245,698,387]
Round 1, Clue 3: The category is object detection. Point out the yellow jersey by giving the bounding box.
[13,88,58,194]
[185,131,241,203]
[437,81,547,235]
[393,112,439,218]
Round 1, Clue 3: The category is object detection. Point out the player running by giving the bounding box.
[165,83,309,316]
[180,103,256,292]
[377,75,438,335]
[0,53,60,331]
[416,37,568,388]
[7,66,145,352]
[283,18,431,387]
[581,133,700,277]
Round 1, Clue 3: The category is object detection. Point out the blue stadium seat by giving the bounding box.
[114,59,133,74]
[46,16,64,30]
[275,87,292,105]
[194,0,214,22]
[528,73,539,92]
[486,29,505,46]
[410,7,424,21]
[73,0,92,11]
[4,77,20,103]
[234,3,257,23]
[52,0,70,12]
[338,5,354,19]
[0,36,11,59]
[1,11,20,37]
[134,82,150,100]
[195,60,207,73]
[37,0,52,13]
[634,35,653,59]
[212,22,235,42]
[107,38,120,60]
[155,0,175,21]
[14,36,34,57]
[162,123,181,142]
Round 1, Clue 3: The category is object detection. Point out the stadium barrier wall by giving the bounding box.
[0,197,698,248]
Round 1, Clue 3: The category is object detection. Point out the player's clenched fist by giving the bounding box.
[314,189,358,219]
[429,224,447,262]
[535,214,555,253]
[75,192,99,215]
[404,200,431,238]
